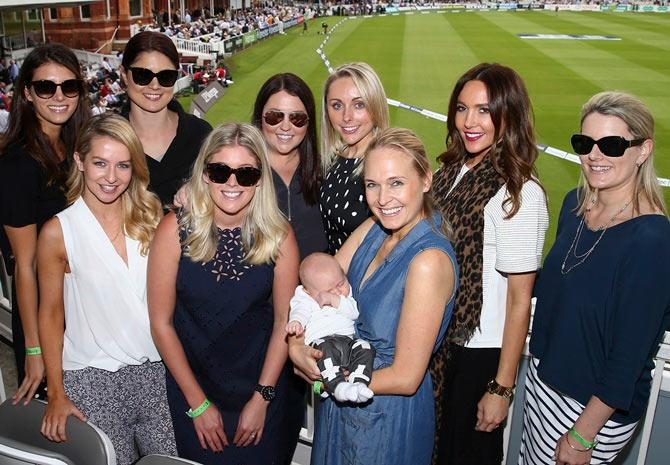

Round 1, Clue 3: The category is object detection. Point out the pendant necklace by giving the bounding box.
[560,198,633,275]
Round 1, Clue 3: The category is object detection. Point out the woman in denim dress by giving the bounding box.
[290,128,458,464]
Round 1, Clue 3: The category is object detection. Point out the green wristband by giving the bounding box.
[186,398,211,419]
[569,426,598,450]
[25,346,42,355]
[313,380,323,395]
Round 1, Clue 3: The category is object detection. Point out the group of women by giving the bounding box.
[0,29,667,465]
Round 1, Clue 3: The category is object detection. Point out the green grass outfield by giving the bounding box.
[180,11,670,247]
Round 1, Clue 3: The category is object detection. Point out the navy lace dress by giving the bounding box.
[166,226,289,464]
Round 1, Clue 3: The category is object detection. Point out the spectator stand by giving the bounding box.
[164,7,305,62]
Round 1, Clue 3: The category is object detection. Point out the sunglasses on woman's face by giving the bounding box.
[29,79,83,99]
[571,134,645,158]
[129,67,179,87]
[206,163,262,186]
[263,110,309,128]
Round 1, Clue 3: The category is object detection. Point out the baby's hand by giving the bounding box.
[316,291,341,308]
[286,320,304,335]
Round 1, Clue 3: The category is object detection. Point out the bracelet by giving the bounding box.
[569,426,598,451]
[565,432,589,452]
[486,379,514,399]
[186,398,211,419]
[313,380,323,395]
[25,346,42,356]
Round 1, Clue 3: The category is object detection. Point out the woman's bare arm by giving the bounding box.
[368,249,455,395]
[475,271,535,432]
[148,212,227,452]
[233,227,299,446]
[5,224,44,404]
[38,218,87,441]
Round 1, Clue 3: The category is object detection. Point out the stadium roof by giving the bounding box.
[0,0,100,10]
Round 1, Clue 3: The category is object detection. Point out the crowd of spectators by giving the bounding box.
[81,58,127,115]
[137,4,311,44]
[0,63,18,133]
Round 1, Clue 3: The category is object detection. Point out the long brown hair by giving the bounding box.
[438,63,540,218]
[0,44,90,185]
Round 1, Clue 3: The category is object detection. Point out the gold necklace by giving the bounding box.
[109,227,122,243]
[105,221,124,243]
[560,198,632,275]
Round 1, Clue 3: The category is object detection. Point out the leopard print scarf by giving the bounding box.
[432,154,506,345]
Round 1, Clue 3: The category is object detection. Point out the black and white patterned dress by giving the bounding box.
[319,156,371,254]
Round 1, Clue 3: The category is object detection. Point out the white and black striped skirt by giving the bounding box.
[518,358,637,465]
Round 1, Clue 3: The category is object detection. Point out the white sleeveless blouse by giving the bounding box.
[56,197,161,371]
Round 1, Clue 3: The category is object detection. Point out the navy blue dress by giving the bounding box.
[166,226,289,464]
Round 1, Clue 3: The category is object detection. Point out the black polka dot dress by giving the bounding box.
[319,156,371,254]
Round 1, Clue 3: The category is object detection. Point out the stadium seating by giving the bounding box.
[0,399,115,465]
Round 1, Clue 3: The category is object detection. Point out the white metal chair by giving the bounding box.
[0,399,116,465]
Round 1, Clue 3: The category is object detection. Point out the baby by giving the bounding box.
[286,253,375,403]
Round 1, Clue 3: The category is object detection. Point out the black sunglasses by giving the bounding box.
[206,163,261,187]
[263,110,309,128]
[129,67,179,87]
[29,79,83,99]
[571,134,645,158]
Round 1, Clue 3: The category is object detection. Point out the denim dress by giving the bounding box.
[311,214,458,465]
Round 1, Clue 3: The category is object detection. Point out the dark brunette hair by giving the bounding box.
[0,43,90,186]
[251,73,321,205]
[121,31,179,69]
[439,63,540,218]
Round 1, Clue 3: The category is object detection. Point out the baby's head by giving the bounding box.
[300,253,350,298]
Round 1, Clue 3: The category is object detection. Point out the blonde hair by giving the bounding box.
[365,127,452,239]
[66,114,162,255]
[181,122,288,264]
[321,62,390,176]
[576,91,667,216]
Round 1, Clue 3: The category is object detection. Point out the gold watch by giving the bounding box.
[486,379,514,399]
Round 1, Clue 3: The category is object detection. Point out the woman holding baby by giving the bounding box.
[290,127,458,465]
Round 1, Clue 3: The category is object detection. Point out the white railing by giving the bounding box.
[636,332,670,465]
[173,37,213,56]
